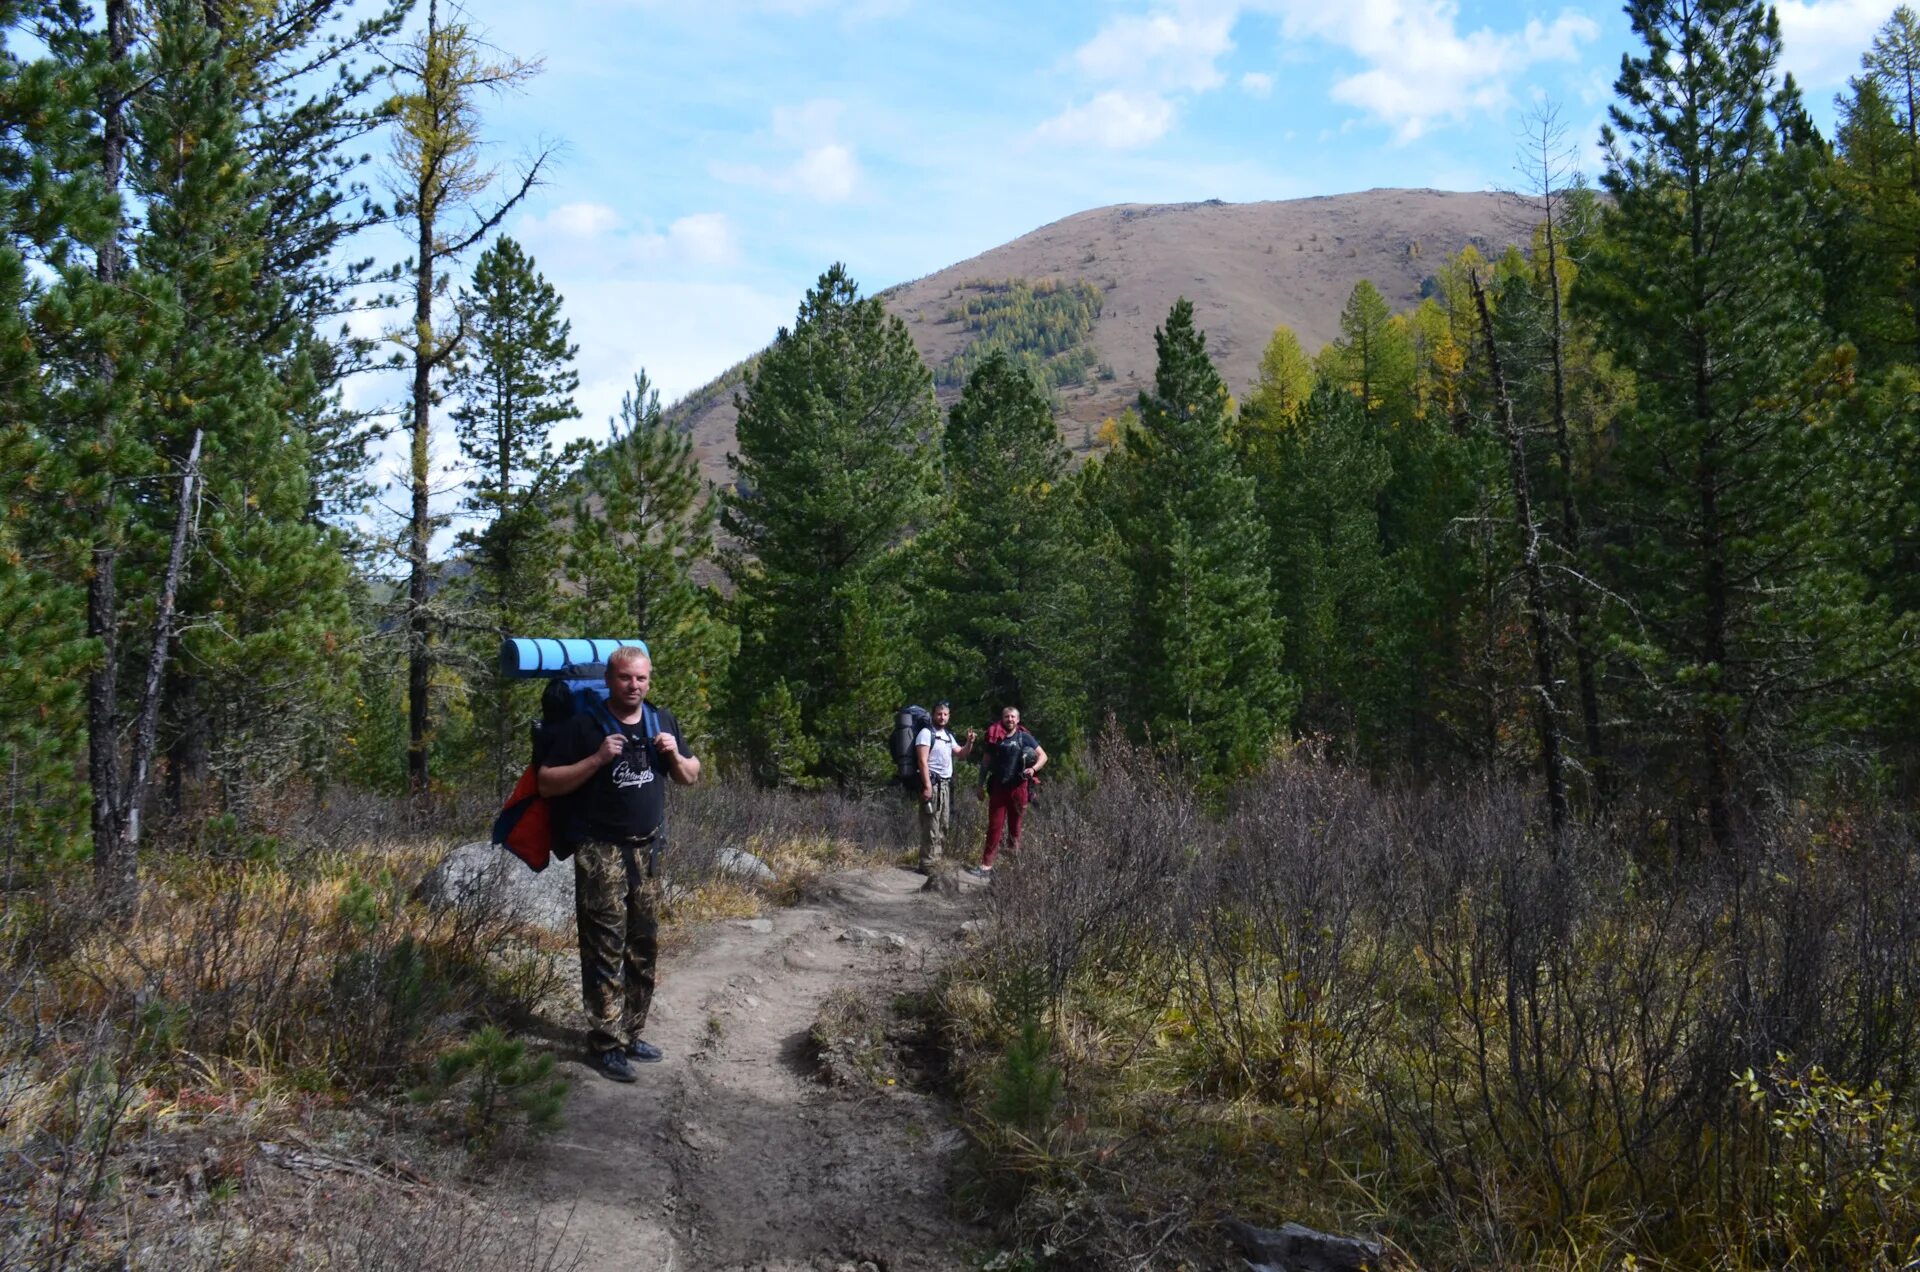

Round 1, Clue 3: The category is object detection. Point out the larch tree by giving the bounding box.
[385,0,547,795]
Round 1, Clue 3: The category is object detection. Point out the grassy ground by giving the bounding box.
[0,779,915,1270]
[937,745,1920,1271]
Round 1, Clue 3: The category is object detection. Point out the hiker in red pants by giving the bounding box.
[969,706,1046,878]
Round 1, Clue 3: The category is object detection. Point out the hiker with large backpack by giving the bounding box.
[911,701,975,873]
[536,646,700,1083]
[969,705,1046,878]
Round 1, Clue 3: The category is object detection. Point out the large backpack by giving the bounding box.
[888,705,934,789]
[985,728,1036,789]
[492,662,658,872]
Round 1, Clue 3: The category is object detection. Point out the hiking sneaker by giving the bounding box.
[624,1038,664,1063]
[595,1047,638,1083]
[965,864,993,879]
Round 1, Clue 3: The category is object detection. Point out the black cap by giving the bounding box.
[934,699,950,709]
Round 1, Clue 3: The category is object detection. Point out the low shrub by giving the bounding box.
[944,740,1920,1270]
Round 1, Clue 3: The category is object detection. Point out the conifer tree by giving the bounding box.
[558,373,734,749]
[1257,383,1394,755]
[724,264,939,787]
[25,0,189,902]
[1232,325,1315,483]
[0,3,103,861]
[926,350,1085,744]
[1584,0,1852,845]
[449,236,578,788]
[205,0,412,526]
[1835,7,1920,370]
[1317,280,1415,431]
[1112,299,1292,781]
[135,0,354,818]
[385,0,548,794]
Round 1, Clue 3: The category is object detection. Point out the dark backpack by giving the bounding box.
[889,705,933,788]
[986,731,1035,788]
[492,663,658,872]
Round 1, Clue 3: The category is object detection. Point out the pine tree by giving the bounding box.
[723,264,939,787]
[205,0,412,528]
[1836,7,1920,370]
[0,3,103,862]
[1111,299,1292,781]
[926,350,1085,745]
[385,0,548,795]
[1584,0,1853,846]
[558,373,734,749]
[25,0,189,903]
[449,236,578,789]
[133,0,356,821]
[1256,382,1394,756]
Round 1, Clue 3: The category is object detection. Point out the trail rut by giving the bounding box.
[524,867,990,1272]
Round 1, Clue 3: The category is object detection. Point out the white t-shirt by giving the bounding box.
[914,726,958,780]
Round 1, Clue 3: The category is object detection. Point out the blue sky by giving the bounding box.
[349,0,1902,500]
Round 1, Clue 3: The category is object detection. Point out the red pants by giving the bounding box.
[983,782,1029,867]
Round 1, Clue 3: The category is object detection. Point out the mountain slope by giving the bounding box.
[675,188,1537,485]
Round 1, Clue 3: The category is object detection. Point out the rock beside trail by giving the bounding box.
[1221,1219,1402,1272]
[716,846,777,882]
[415,841,575,932]
[417,840,781,934]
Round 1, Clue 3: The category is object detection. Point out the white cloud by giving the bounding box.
[714,100,863,201]
[1045,0,1599,148]
[1036,89,1179,149]
[1776,0,1890,89]
[516,207,744,271]
[557,279,794,444]
[525,200,622,239]
[1075,5,1237,91]
[1288,1,1600,142]
[789,144,861,201]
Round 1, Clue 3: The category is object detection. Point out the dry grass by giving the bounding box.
[0,777,915,1269]
[941,742,1920,1270]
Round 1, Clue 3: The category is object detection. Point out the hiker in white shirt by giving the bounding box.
[915,701,975,872]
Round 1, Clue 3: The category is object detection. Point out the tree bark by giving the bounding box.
[125,430,206,856]
[1472,272,1569,836]
[90,0,133,908]
[405,4,438,797]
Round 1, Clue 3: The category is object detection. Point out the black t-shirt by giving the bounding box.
[543,703,689,845]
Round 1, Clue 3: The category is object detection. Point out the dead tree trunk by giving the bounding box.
[1471,272,1569,836]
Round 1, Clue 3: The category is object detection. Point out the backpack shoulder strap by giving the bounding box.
[587,701,621,736]
[643,702,660,741]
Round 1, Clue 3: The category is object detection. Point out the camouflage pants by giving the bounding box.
[918,777,952,869]
[574,834,664,1052]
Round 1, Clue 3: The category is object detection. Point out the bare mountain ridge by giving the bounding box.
[675,188,1537,485]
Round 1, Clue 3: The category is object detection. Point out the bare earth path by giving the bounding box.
[524,866,990,1272]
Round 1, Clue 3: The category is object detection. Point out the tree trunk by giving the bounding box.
[125,431,206,857]
[406,148,435,797]
[90,0,132,908]
[1539,195,1608,793]
[1473,273,1568,836]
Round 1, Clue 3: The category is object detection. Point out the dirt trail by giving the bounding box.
[525,866,990,1272]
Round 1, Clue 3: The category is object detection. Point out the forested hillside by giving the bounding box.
[3,0,1920,1266]
[670,187,1533,483]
